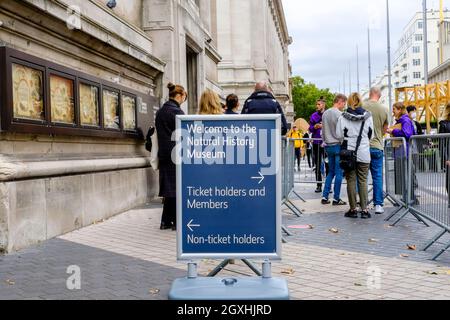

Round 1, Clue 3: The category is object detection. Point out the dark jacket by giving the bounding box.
[439,120,450,134]
[414,121,423,135]
[155,99,185,198]
[241,91,288,135]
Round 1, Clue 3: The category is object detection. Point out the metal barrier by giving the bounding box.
[281,138,303,218]
[406,134,450,260]
[384,137,430,227]
[288,138,327,185]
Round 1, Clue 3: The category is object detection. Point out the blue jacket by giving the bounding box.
[241,91,288,135]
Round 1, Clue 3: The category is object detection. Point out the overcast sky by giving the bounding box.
[282,0,445,92]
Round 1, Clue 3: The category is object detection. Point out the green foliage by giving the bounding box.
[291,76,335,121]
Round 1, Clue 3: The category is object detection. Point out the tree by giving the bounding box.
[291,76,335,122]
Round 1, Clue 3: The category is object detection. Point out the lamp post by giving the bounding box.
[386,0,393,120]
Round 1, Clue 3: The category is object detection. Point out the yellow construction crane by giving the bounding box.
[395,81,450,133]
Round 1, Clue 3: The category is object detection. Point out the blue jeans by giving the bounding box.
[323,145,343,201]
[370,148,384,206]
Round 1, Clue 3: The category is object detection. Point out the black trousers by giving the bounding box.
[161,197,176,226]
[295,148,301,168]
[313,144,324,188]
[306,148,312,168]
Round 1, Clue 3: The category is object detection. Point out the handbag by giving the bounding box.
[145,127,155,152]
[340,120,366,172]
[150,130,159,171]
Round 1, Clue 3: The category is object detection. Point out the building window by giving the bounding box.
[413,72,421,79]
[122,93,137,131]
[413,59,421,66]
[402,76,408,83]
[418,21,423,29]
[103,89,120,130]
[1,47,151,139]
[413,46,421,53]
[415,34,423,41]
[12,63,45,122]
[50,74,75,125]
[79,82,100,127]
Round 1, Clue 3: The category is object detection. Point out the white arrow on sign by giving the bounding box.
[251,172,265,184]
[187,219,201,232]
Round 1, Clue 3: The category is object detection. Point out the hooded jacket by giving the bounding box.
[336,107,374,164]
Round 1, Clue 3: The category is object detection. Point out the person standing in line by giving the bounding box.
[407,105,424,136]
[287,126,304,171]
[439,104,450,201]
[387,102,416,204]
[321,94,347,206]
[362,87,389,214]
[309,98,326,193]
[336,93,374,219]
[303,131,313,168]
[155,83,187,230]
[241,81,288,135]
[225,94,240,115]
[199,89,223,115]
[387,103,416,154]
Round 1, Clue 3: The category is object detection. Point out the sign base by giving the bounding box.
[168,277,289,300]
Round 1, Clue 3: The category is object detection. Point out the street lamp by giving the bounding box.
[386,0,393,121]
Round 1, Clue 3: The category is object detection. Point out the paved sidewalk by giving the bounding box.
[0,193,449,300]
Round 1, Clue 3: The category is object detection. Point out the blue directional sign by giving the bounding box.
[175,115,282,260]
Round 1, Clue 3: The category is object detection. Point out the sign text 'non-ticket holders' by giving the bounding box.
[176,115,282,260]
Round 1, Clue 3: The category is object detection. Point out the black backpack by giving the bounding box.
[439,121,450,134]
[145,127,155,152]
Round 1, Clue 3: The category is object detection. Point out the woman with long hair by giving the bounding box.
[336,92,374,219]
[199,89,223,115]
[155,83,187,230]
[387,102,416,204]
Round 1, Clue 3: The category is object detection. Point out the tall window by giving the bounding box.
[413,72,421,79]
[418,21,423,29]
[413,46,421,53]
[415,34,423,42]
[413,59,421,66]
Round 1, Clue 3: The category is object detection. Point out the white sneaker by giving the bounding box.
[375,205,384,214]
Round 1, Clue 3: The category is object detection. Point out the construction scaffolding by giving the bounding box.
[395,80,450,133]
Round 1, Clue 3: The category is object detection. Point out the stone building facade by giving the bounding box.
[216,0,294,123]
[0,0,292,253]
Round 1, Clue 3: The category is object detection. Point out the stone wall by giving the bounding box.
[216,0,292,120]
[0,0,163,253]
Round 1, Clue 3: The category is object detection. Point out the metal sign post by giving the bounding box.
[169,115,289,300]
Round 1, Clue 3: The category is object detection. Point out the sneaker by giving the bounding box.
[375,205,384,214]
[321,198,331,205]
[360,211,372,219]
[344,210,358,219]
[315,187,322,193]
[333,199,347,206]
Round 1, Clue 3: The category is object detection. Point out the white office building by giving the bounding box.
[393,10,450,89]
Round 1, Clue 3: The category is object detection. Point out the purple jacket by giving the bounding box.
[392,114,416,140]
[392,114,416,157]
[309,111,323,144]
